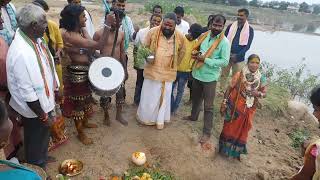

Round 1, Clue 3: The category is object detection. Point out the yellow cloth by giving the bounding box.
[43,20,64,93]
[177,37,196,72]
[305,139,320,180]
[143,26,185,82]
[44,20,64,50]
[55,64,63,93]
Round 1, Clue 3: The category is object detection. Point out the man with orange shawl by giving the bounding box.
[137,13,185,130]
[183,15,230,144]
[219,54,267,160]
[290,86,320,180]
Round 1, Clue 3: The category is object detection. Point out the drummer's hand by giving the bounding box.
[105,13,116,27]
[56,48,63,59]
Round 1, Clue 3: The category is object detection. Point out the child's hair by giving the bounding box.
[189,23,203,39]
[311,86,320,107]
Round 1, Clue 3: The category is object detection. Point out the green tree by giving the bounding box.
[229,0,248,6]
[249,0,259,7]
[313,5,320,15]
[278,1,289,10]
[299,2,310,13]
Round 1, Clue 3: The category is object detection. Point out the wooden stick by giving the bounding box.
[231,74,242,121]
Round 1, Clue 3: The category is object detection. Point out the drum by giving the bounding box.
[88,57,125,97]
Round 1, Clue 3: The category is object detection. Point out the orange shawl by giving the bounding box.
[192,31,225,69]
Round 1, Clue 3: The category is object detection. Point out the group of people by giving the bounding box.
[0,0,318,179]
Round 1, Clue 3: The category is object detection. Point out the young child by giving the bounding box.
[171,23,203,114]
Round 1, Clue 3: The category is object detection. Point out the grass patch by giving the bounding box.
[261,83,290,116]
[289,128,310,149]
[124,166,176,180]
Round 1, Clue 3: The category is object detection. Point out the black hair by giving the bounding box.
[189,23,203,39]
[112,0,126,2]
[150,14,162,21]
[247,54,261,63]
[238,8,249,17]
[174,6,184,16]
[311,86,320,107]
[209,14,226,25]
[32,0,49,11]
[67,0,72,3]
[207,14,214,27]
[0,100,7,127]
[60,4,85,31]
[152,5,162,13]
[164,12,177,24]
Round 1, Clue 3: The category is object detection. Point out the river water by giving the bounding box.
[247,31,320,75]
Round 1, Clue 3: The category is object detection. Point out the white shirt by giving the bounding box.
[7,30,59,118]
[1,3,16,39]
[84,10,95,39]
[134,27,149,46]
[176,19,190,35]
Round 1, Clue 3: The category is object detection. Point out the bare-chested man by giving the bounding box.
[93,11,128,126]
[60,4,113,145]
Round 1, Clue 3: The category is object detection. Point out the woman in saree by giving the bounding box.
[290,86,320,180]
[219,54,267,160]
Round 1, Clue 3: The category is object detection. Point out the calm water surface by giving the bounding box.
[247,31,320,75]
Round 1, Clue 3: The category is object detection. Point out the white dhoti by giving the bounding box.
[137,79,172,128]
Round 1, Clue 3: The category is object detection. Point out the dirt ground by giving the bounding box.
[7,1,320,179]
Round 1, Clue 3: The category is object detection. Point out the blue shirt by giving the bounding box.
[0,160,41,180]
[225,24,254,62]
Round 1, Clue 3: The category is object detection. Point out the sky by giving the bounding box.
[261,0,320,4]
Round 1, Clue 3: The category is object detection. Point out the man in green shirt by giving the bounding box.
[184,14,230,144]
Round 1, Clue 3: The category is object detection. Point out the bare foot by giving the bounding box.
[83,122,98,128]
[116,114,128,126]
[199,134,210,144]
[156,124,164,130]
[78,134,93,145]
[201,142,213,151]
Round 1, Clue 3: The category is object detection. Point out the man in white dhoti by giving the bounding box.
[137,13,185,130]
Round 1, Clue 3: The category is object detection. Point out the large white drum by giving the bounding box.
[88,57,125,97]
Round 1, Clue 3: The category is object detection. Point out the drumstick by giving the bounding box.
[111,12,120,57]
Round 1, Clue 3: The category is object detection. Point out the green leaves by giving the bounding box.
[124,166,175,180]
[260,61,319,104]
[135,46,152,68]
[289,128,310,149]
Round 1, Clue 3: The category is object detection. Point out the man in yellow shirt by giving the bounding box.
[137,13,185,130]
[171,23,203,114]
